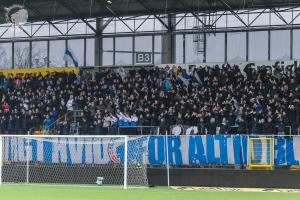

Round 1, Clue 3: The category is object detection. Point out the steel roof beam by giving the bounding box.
[95,0,134,32]
[134,0,169,30]
[56,0,98,34]
[217,0,248,28]
[100,17,114,32]
[25,4,65,35]
[271,8,289,25]
[174,0,208,28]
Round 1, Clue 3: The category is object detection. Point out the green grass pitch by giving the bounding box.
[0,185,299,200]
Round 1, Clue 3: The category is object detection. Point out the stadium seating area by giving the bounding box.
[0,64,299,135]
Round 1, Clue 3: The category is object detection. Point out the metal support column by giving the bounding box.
[162,14,175,64]
[84,38,87,67]
[268,30,271,61]
[152,35,155,64]
[95,18,103,66]
[113,37,116,66]
[225,32,227,63]
[132,35,135,65]
[183,34,186,63]
[246,31,249,61]
[47,40,50,68]
[290,29,293,60]
[12,42,15,69]
[203,33,207,63]
[29,41,32,68]
[65,39,68,67]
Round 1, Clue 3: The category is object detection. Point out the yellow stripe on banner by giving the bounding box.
[249,138,272,141]
[0,67,80,77]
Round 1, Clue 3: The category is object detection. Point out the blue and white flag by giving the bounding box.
[63,47,79,67]
[192,71,202,85]
[178,72,191,87]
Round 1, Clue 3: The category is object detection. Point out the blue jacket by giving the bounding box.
[43,118,52,131]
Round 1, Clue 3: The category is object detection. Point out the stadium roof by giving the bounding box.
[1,0,300,23]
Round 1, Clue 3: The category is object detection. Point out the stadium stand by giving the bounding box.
[2,0,300,196]
[0,64,299,135]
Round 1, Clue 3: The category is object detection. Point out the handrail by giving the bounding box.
[117,126,160,135]
[28,127,36,135]
[46,110,82,135]
[46,111,73,131]
[118,126,159,128]
[169,124,297,135]
[2,134,300,137]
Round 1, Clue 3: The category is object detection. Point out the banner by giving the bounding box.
[0,67,80,77]
[157,59,300,74]
[3,135,300,166]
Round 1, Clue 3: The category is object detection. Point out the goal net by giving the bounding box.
[247,137,274,169]
[0,135,148,188]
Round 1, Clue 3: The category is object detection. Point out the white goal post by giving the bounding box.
[0,135,148,189]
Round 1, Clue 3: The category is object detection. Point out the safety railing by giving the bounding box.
[117,126,160,135]
[37,121,299,136]
[169,124,298,136]
[46,110,82,135]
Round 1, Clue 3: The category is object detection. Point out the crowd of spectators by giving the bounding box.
[0,63,299,135]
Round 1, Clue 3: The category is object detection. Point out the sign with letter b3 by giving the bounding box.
[136,52,152,63]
